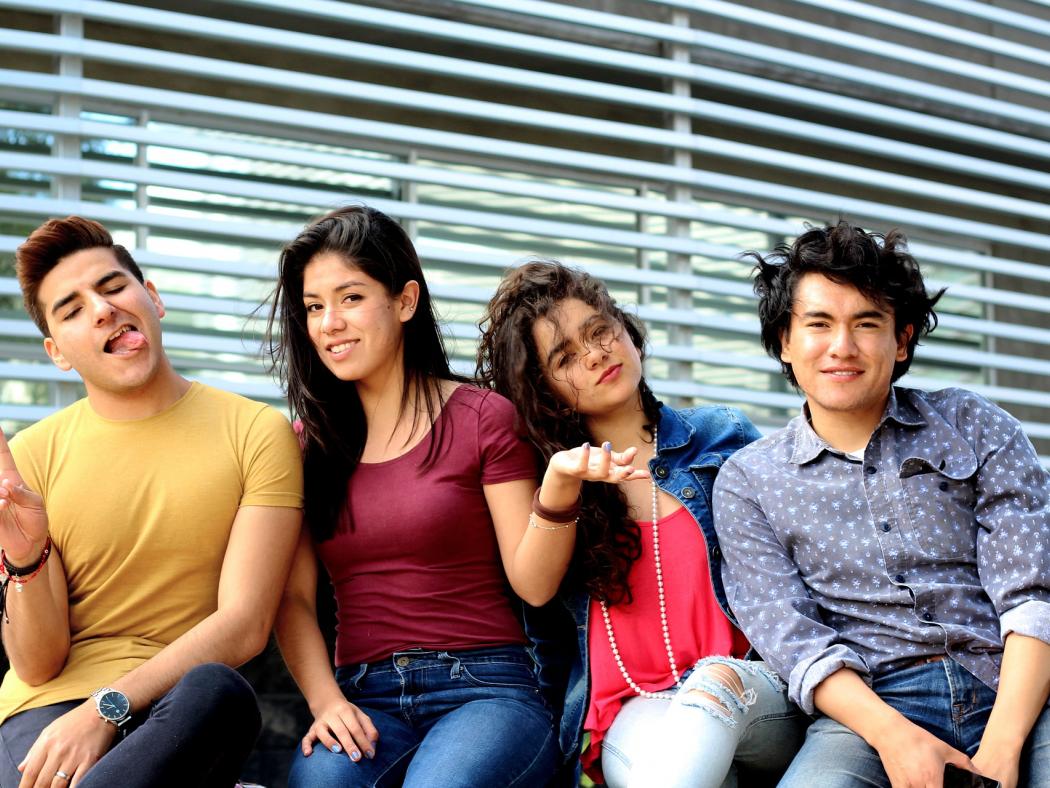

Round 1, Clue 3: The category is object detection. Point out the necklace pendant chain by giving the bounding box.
[601,425,682,700]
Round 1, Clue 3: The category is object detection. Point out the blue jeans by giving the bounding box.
[287,645,558,788]
[0,663,260,788]
[779,659,1050,787]
[602,658,807,788]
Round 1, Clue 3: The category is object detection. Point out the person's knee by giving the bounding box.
[288,747,351,788]
[677,661,756,724]
[181,663,260,735]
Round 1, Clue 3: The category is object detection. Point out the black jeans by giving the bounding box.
[0,663,260,788]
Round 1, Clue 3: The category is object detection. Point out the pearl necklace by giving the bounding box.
[599,426,681,700]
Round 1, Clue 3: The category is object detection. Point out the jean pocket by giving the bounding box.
[458,659,540,693]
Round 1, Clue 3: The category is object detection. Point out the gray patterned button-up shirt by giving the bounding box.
[713,386,1050,715]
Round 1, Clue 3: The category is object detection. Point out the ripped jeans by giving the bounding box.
[601,657,807,788]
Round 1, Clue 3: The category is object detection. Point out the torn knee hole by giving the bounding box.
[700,664,746,698]
[684,688,732,715]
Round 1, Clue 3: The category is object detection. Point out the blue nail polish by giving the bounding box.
[330,743,342,753]
[351,750,361,761]
[602,441,611,451]
[366,750,375,759]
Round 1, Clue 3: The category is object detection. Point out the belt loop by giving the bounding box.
[442,652,462,679]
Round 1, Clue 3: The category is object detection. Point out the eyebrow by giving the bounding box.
[302,280,369,299]
[543,313,610,367]
[50,271,128,317]
[545,338,571,368]
[798,308,888,320]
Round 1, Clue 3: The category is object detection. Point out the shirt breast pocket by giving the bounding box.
[899,455,978,560]
[688,453,724,510]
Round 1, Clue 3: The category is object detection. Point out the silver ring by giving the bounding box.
[55,770,70,781]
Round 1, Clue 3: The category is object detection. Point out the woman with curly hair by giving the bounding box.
[266,206,558,787]
[476,260,805,787]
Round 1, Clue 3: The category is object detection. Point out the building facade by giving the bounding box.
[2,0,1048,457]
[2,1,1050,781]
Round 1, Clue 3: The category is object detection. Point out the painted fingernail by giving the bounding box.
[366,749,375,759]
[351,750,361,761]
[330,743,342,753]
[582,442,590,451]
[602,441,611,451]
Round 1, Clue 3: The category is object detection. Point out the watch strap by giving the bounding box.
[91,687,131,727]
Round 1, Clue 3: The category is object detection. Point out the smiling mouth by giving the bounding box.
[823,369,863,377]
[327,340,357,355]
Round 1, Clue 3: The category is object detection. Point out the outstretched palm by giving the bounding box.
[0,429,48,566]
[549,443,649,484]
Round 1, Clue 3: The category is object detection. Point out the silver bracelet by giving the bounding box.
[528,512,578,531]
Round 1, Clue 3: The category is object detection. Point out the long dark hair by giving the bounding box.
[476,260,660,605]
[266,205,463,541]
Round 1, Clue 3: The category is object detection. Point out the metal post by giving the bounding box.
[52,12,83,202]
[135,109,151,253]
[664,8,694,407]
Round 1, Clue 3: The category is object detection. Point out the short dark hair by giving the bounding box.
[750,221,944,386]
[15,216,144,337]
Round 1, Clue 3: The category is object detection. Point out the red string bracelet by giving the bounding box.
[0,536,53,623]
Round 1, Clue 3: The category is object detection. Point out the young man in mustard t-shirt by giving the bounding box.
[0,216,304,787]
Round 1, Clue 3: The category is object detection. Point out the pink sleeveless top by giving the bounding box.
[581,505,750,779]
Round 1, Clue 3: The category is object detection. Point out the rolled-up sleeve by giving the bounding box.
[714,457,869,713]
[970,411,1050,646]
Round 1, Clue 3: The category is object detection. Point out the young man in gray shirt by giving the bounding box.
[713,221,1049,788]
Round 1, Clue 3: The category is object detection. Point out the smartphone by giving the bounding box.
[943,763,1001,788]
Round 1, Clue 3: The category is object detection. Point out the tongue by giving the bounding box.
[107,330,146,355]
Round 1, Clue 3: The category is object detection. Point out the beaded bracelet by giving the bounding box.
[531,488,581,524]
[528,512,577,531]
[0,537,54,623]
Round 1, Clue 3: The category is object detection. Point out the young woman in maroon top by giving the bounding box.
[265,206,569,787]
[476,261,805,787]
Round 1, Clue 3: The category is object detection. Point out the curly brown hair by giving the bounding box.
[476,260,660,605]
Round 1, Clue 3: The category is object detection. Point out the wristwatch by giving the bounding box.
[91,687,131,728]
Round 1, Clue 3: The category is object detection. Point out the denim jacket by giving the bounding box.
[523,404,761,774]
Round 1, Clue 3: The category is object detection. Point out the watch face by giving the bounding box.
[98,690,130,721]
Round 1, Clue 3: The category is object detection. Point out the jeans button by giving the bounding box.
[395,656,410,667]
[655,466,668,479]
[682,486,695,499]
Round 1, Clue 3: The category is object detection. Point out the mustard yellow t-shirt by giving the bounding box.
[0,382,303,722]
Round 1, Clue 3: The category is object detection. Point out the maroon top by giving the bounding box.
[316,385,537,666]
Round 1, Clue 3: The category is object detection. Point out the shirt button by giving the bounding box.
[921,611,934,622]
[711,546,721,559]
[682,487,695,499]
[655,466,668,478]
[939,482,949,491]
[864,466,877,475]
[881,522,892,532]
[894,574,905,583]
[395,656,411,667]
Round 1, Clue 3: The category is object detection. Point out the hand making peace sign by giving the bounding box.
[0,428,49,567]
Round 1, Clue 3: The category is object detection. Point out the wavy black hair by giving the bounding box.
[265,205,464,541]
[476,260,659,605]
[750,220,944,387]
